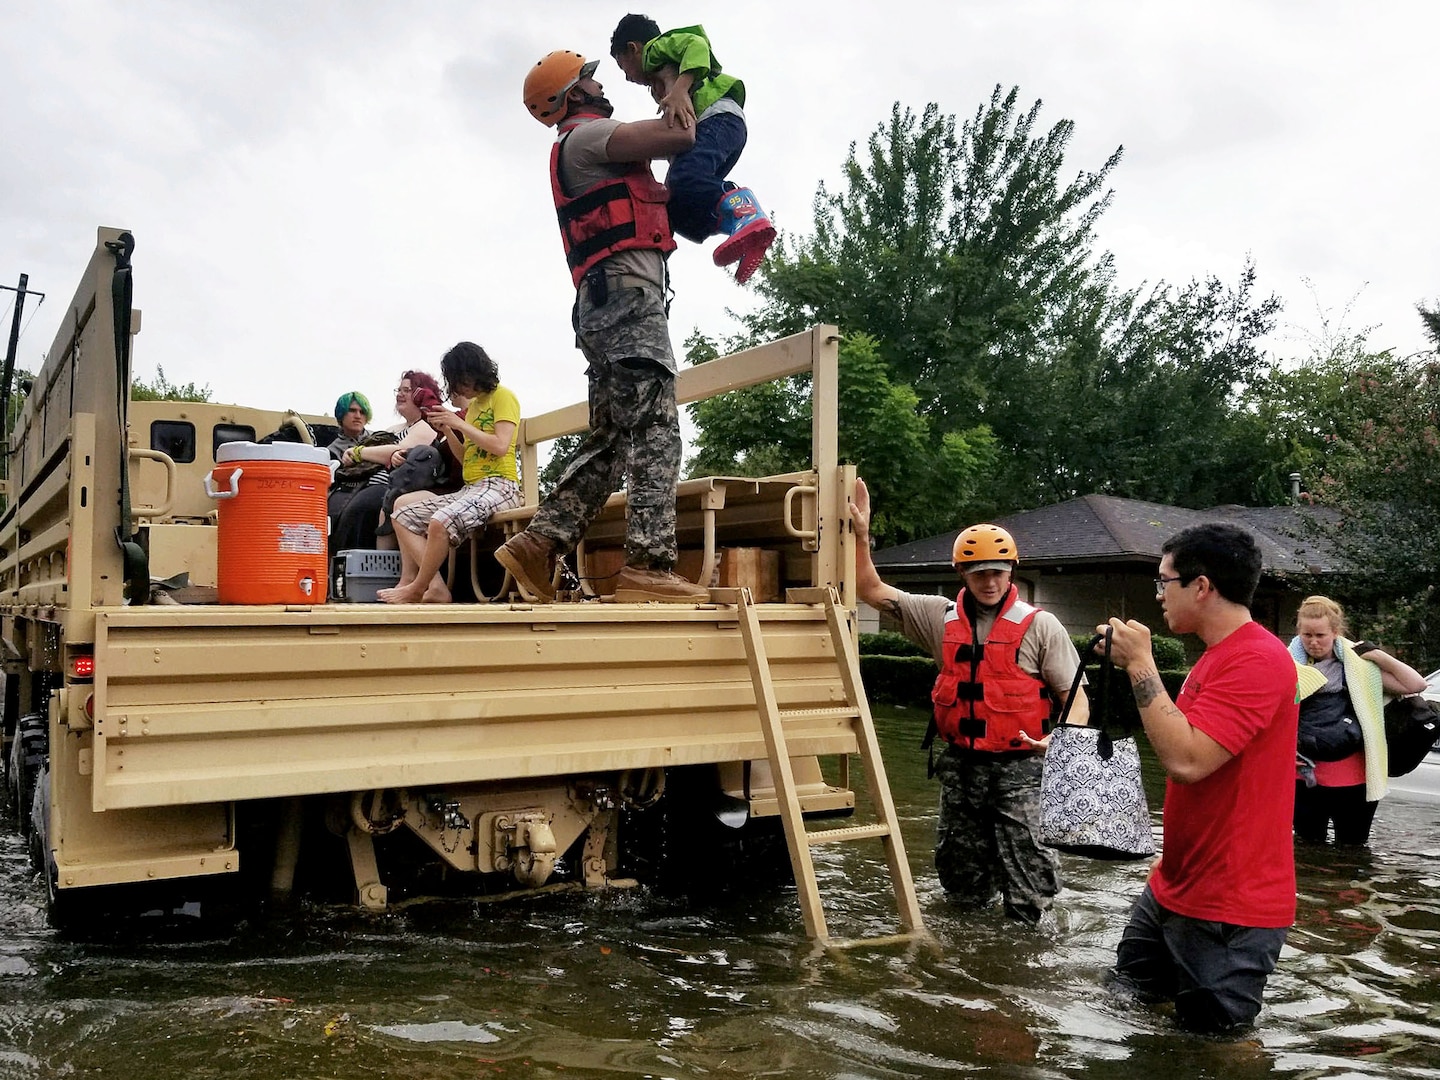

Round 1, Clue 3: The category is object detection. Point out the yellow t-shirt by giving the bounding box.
[462,386,521,484]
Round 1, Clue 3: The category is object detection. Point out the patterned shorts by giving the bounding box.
[392,478,522,547]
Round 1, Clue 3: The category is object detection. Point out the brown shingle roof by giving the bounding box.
[873,495,1342,574]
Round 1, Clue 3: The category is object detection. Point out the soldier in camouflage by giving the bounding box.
[502,50,709,604]
[850,478,1089,926]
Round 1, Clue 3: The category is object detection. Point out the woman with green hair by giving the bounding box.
[327,390,374,538]
[328,391,372,459]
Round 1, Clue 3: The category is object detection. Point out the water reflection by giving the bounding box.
[1,705,1437,1078]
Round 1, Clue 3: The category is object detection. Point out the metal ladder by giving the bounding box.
[723,585,924,947]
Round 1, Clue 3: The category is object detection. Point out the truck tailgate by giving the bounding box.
[90,603,860,810]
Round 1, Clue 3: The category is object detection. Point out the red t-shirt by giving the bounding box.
[1151,621,1300,928]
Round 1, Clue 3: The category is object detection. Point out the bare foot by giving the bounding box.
[420,579,452,604]
[378,582,426,604]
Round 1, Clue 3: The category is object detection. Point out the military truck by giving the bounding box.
[0,228,919,945]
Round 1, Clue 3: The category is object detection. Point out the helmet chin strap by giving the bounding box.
[572,91,614,117]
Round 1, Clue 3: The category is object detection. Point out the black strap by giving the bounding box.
[106,232,149,604]
[1054,628,1122,758]
[567,223,639,270]
[557,180,630,223]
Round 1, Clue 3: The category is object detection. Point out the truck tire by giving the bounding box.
[29,764,49,872]
[30,766,82,931]
[10,714,46,839]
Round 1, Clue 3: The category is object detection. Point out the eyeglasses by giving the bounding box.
[1154,575,1185,596]
[394,386,412,397]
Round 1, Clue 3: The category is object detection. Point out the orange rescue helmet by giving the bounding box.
[524,50,599,127]
[952,523,1019,570]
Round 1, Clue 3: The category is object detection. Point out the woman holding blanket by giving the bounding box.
[1291,595,1426,845]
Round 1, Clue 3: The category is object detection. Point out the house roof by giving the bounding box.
[873,494,1343,575]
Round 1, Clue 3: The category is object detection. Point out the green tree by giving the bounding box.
[1299,314,1440,664]
[703,87,1282,538]
[686,331,999,541]
[1251,329,1409,500]
[742,89,1123,434]
[131,366,212,402]
[999,262,1281,509]
[538,433,584,500]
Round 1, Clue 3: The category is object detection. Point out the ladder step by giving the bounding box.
[824,931,931,952]
[778,706,861,723]
[806,823,891,846]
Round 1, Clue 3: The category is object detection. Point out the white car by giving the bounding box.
[1386,669,1440,802]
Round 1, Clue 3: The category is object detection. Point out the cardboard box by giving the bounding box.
[717,547,781,602]
[582,546,778,600]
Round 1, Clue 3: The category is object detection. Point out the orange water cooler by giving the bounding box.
[205,442,332,604]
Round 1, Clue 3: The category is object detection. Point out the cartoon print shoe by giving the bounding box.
[712,186,776,284]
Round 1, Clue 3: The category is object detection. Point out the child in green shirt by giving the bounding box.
[610,14,775,284]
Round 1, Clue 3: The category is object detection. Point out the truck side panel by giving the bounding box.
[90,604,859,811]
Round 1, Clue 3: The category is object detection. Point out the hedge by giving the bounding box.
[858,654,937,709]
[858,631,931,659]
[1069,632,1187,670]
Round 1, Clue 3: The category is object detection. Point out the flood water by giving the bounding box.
[3,705,1439,1079]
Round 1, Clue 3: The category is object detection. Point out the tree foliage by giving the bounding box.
[1295,313,1440,664]
[538,432,584,500]
[686,330,999,540]
[131,366,212,402]
[700,87,1282,542]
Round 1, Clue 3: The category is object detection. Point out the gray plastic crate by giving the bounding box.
[331,549,402,603]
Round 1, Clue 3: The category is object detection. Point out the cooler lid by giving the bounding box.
[215,441,331,466]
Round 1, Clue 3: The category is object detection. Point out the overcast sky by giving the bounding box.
[3,2,1435,436]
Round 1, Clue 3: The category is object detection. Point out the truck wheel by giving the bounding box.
[11,715,46,840]
[30,767,81,931]
[41,846,84,932]
[28,765,48,872]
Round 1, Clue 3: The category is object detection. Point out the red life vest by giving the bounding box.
[930,585,1054,752]
[550,115,676,287]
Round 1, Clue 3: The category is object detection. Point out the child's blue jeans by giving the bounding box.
[664,111,748,242]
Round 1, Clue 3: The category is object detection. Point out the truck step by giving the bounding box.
[805,823,891,846]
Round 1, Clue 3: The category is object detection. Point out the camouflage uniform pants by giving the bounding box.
[932,749,1059,923]
[530,283,681,569]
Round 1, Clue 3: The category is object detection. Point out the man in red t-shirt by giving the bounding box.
[1100,523,1299,1034]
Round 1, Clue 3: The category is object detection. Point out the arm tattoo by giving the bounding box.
[1131,670,1165,708]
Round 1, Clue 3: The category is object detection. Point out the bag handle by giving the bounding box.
[1053,627,1119,759]
[1056,628,1109,725]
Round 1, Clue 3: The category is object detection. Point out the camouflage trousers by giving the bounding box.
[531,283,681,569]
[932,749,1060,924]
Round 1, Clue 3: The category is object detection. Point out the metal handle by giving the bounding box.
[128,447,177,519]
[782,484,818,542]
[203,467,243,500]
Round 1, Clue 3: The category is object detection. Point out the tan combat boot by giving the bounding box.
[612,565,711,604]
[495,530,557,602]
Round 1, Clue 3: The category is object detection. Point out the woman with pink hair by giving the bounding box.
[332,370,459,552]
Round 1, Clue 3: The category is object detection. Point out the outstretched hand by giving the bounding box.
[849,477,873,536]
[1017,731,1052,753]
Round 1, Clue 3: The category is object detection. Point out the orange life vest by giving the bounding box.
[551,115,676,287]
[930,585,1054,752]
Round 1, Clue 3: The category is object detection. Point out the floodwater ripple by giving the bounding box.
[0,708,1438,1079]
